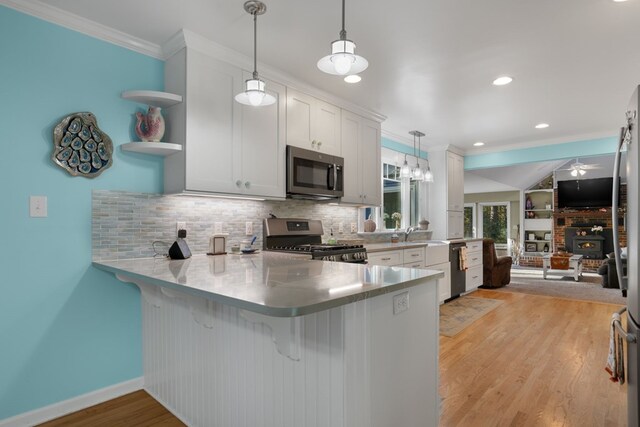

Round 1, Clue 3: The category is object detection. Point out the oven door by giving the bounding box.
[287,146,344,199]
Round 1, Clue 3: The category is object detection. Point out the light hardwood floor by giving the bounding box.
[39,290,627,427]
[440,289,627,427]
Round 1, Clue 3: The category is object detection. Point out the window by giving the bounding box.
[382,163,401,229]
[478,202,510,246]
[360,148,427,231]
[464,203,476,238]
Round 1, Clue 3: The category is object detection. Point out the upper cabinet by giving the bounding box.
[428,149,465,240]
[341,110,381,206]
[286,88,342,156]
[164,48,285,198]
[446,151,464,211]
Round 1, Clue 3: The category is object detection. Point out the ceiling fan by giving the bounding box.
[557,158,602,177]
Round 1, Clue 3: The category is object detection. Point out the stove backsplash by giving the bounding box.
[92,190,360,261]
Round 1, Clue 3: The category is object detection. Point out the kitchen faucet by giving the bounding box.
[404,226,415,242]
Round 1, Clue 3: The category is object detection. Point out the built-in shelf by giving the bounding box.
[121,142,182,156]
[525,240,551,243]
[121,90,183,108]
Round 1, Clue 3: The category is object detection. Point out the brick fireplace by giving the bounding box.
[519,184,627,272]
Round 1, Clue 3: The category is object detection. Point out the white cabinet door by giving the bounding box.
[237,73,286,198]
[313,99,341,155]
[360,118,381,206]
[286,89,341,156]
[447,151,464,211]
[286,89,313,151]
[340,111,381,205]
[367,250,403,266]
[447,210,464,239]
[184,49,242,194]
[465,265,483,291]
[430,261,451,303]
[341,111,361,203]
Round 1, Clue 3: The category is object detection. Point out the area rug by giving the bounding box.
[491,268,626,305]
[440,296,504,337]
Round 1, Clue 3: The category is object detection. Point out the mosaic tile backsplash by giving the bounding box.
[92,190,360,260]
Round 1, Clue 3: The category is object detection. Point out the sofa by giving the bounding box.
[481,238,513,288]
[598,252,627,289]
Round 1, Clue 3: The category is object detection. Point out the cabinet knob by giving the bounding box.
[312,140,317,146]
[236,180,242,187]
[317,141,322,147]
[245,181,251,188]
[363,194,367,199]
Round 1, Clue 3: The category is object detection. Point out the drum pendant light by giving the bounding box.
[235,1,276,107]
[317,0,369,76]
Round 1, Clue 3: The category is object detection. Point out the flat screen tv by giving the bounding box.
[557,177,618,209]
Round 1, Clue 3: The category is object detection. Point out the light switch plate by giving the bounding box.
[30,195,47,217]
[245,221,253,235]
[351,223,357,233]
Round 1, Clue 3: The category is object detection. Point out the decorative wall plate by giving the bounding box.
[52,112,113,178]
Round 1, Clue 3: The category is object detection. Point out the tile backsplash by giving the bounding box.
[92,190,360,260]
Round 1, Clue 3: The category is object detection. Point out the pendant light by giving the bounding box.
[409,131,424,181]
[418,132,434,182]
[235,1,276,107]
[317,0,369,76]
[400,154,412,178]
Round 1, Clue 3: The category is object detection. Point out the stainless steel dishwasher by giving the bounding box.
[449,242,467,299]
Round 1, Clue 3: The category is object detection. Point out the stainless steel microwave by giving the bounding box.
[286,146,344,200]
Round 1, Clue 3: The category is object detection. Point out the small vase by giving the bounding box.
[395,220,400,230]
[135,106,165,142]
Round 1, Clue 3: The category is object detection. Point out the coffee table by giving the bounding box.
[542,254,584,281]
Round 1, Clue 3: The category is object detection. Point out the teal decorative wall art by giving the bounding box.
[52,112,113,178]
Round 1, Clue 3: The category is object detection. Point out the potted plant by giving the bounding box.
[391,212,402,230]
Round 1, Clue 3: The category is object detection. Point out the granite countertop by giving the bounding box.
[93,253,443,318]
[364,241,449,253]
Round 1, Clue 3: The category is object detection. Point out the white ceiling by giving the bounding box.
[33,0,640,151]
[464,153,625,193]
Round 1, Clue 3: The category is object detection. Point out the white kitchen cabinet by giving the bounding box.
[164,48,285,198]
[447,211,464,239]
[447,152,464,211]
[428,148,465,240]
[465,240,483,291]
[341,110,381,206]
[286,88,341,156]
[430,261,452,304]
[367,250,404,266]
[403,247,426,265]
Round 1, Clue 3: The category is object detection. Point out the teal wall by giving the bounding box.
[464,136,618,170]
[382,136,428,159]
[0,6,163,419]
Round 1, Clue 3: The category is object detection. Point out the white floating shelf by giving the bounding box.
[121,142,182,156]
[121,90,183,108]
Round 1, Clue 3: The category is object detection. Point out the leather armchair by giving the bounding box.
[597,254,627,289]
[481,238,513,288]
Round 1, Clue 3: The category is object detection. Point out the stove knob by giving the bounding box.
[342,254,349,261]
[323,256,329,261]
[354,252,360,260]
[331,256,336,262]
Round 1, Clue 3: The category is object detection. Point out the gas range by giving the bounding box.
[263,218,368,264]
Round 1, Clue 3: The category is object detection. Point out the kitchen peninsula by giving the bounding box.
[94,253,443,427]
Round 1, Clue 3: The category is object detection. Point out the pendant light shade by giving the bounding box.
[400,155,412,178]
[317,0,369,76]
[235,1,276,107]
[423,161,434,183]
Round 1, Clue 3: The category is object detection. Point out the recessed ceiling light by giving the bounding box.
[613,0,628,2]
[344,75,362,83]
[535,123,550,129]
[473,142,485,146]
[492,76,513,86]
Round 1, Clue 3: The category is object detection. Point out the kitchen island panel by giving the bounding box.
[137,273,438,427]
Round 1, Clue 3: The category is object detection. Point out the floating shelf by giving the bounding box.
[121,90,183,108]
[121,142,182,156]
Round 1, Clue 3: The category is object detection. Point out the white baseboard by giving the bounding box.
[0,377,143,427]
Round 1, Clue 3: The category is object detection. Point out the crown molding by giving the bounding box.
[427,144,465,156]
[381,129,414,146]
[163,29,387,124]
[0,0,163,58]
